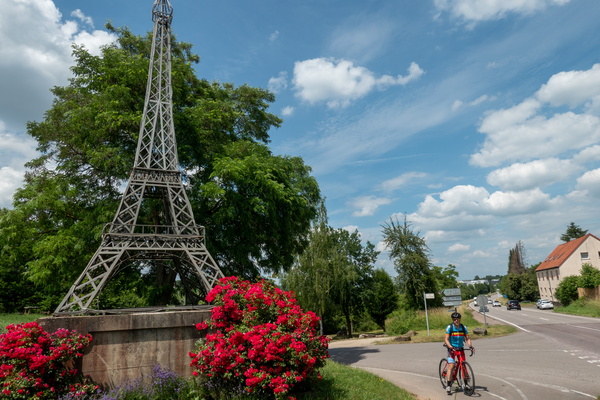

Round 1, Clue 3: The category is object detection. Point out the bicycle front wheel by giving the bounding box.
[460,361,475,396]
[438,358,449,388]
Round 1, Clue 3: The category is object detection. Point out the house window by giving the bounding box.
[581,252,589,260]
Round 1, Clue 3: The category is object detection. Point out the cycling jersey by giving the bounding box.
[445,323,468,348]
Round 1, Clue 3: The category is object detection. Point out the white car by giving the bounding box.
[492,300,501,307]
[537,300,554,309]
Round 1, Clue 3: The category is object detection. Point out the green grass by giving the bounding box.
[0,313,45,333]
[554,298,600,317]
[296,360,416,400]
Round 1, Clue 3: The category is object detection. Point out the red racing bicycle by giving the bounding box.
[439,344,475,396]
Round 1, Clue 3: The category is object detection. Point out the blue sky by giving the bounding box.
[2,0,600,280]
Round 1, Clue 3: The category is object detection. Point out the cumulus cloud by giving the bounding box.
[486,158,579,191]
[379,172,428,193]
[471,105,600,168]
[414,185,553,229]
[293,58,424,108]
[536,63,600,108]
[0,0,116,207]
[434,0,570,23]
[575,168,600,197]
[0,0,116,132]
[349,195,392,217]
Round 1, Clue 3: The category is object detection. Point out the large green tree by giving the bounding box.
[281,204,379,336]
[364,268,399,331]
[0,25,321,311]
[381,215,439,310]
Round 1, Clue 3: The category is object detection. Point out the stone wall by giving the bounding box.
[577,286,600,300]
[38,307,212,389]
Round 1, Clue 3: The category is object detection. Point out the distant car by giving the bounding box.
[507,300,521,310]
[487,298,492,304]
[537,300,554,310]
[493,300,501,307]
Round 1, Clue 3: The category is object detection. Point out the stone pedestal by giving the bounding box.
[38,306,212,389]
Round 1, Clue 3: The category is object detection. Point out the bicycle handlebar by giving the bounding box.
[443,344,475,357]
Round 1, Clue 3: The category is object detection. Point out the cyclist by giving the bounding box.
[444,311,473,394]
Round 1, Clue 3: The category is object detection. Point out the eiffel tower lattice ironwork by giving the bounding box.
[55,0,224,314]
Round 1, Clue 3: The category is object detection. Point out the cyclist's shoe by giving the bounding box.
[446,383,452,394]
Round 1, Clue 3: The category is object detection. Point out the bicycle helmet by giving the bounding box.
[451,312,461,319]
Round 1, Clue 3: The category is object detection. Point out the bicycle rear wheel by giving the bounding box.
[460,361,475,396]
[438,359,449,388]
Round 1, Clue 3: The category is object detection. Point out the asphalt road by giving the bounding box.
[329,304,600,400]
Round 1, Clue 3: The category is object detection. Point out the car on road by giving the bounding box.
[493,300,501,307]
[507,300,521,310]
[537,300,554,309]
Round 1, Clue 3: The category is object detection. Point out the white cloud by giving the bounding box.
[71,9,93,27]
[379,172,428,193]
[413,185,554,229]
[471,105,600,168]
[536,64,600,108]
[0,0,116,132]
[292,58,423,108]
[0,129,39,208]
[349,196,392,217]
[486,158,578,191]
[434,0,570,23]
[575,168,600,198]
[0,0,116,207]
[268,72,288,93]
[449,243,470,252]
[281,106,294,117]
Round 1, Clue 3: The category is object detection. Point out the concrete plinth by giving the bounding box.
[37,306,212,389]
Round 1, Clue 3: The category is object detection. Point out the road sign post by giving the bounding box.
[442,288,462,307]
[424,293,435,336]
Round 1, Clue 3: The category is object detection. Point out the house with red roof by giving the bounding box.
[535,233,600,302]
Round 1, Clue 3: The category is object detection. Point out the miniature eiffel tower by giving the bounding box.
[55,0,224,314]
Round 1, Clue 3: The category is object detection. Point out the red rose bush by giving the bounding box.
[189,277,329,399]
[0,321,97,399]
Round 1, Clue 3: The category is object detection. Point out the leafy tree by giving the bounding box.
[281,204,378,336]
[432,264,459,291]
[498,265,538,301]
[508,241,527,275]
[555,275,580,306]
[0,26,321,311]
[579,264,600,288]
[364,269,399,332]
[560,222,588,242]
[382,215,439,310]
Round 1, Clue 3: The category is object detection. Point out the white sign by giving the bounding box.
[425,293,435,299]
[443,288,461,296]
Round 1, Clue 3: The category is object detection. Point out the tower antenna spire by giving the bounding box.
[55,0,224,314]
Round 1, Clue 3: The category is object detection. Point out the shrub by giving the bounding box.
[0,321,97,399]
[555,275,580,306]
[189,277,330,399]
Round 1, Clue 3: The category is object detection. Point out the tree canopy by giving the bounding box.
[560,222,588,242]
[381,215,439,309]
[280,204,380,336]
[0,25,321,312]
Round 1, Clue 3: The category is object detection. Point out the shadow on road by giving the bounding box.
[328,346,381,364]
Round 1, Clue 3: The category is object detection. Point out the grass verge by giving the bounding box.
[296,360,416,400]
[0,313,45,333]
